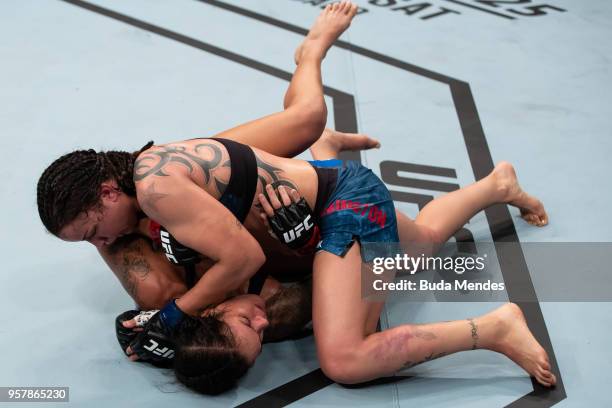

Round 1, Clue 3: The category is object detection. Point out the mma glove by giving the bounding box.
[115,310,141,355]
[267,197,320,255]
[127,300,185,368]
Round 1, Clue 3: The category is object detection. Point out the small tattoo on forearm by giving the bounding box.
[468,318,479,350]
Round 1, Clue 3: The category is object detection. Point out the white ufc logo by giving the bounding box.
[144,339,175,359]
[160,230,178,264]
[282,215,313,243]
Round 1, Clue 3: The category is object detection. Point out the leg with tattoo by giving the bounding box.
[313,245,556,387]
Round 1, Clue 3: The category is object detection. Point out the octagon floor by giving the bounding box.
[1,1,610,407]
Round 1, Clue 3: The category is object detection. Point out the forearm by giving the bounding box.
[263,278,313,342]
[176,255,264,315]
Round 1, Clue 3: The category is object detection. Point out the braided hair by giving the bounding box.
[36,141,154,236]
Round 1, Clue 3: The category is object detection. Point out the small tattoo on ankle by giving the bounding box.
[468,318,479,350]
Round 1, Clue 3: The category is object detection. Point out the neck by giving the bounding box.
[136,216,152,238]
[131,195,142,212]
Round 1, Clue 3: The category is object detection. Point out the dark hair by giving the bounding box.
[36,142,154,236]
[173,314,251,395]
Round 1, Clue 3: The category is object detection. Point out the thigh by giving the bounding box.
[212,109,316,158]
[395,209,439,257]
[312,243,382,350]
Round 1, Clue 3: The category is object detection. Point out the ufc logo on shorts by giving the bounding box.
[283,215,313,243]
[144,339,175,359]
[160,230,178,264]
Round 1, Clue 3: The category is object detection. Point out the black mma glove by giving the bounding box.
[115,310,161,355]
[116,310,140,356]
[268,198,320,255]
[159,226,201,266]
[129,300,184,368]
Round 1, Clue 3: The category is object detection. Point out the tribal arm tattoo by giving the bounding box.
[255,155,298,193]
[133,143,228,195]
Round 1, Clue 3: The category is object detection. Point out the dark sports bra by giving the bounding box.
[208,137,258,224]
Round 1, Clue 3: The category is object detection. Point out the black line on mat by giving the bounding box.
[235,369,333,408]
[194,0,455,84]
[443,0,516,19]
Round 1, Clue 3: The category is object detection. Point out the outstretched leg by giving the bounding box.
[396,162,548,254]
[313,244,556,387]
[213,2,359,158]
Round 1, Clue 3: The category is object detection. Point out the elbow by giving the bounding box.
[248,245,266,272]
[235,244,266,279]
[220,241,266,283]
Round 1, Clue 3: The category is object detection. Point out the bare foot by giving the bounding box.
[492,161,549,226]
[310,128,380,160]
[485,303,556,387]
[294,1,359,65]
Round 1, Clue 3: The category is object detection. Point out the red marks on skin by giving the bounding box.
[149,219,162,245]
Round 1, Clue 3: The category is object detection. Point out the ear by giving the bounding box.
[99,180,121,202]
[200,305,224,318]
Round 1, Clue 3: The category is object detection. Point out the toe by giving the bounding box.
[536,367,556,387]
[343,1,352,14]
[538,368,552,379]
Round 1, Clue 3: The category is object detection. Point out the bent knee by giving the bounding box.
[292,101,327,138]
[425,226,445,244]
[318,346,363,384]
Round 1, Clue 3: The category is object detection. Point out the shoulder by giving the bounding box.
[99,234,154,259]
[133,143,192,193]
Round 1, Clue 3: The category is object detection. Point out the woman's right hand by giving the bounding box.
[256,185,302,240]
[256,184,321,255]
